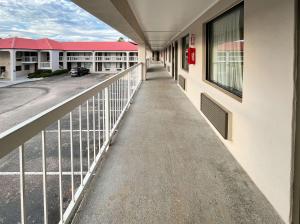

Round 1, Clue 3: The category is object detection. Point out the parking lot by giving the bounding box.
[0,73,112,133]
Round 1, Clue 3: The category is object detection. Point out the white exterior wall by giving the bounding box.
[1,49,138,79]
[0,51,11,80]
[15,63,35,78]
[163,0,295,222]
[9,50,16,81]
[50,50,60,71]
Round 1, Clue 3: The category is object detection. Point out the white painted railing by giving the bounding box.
[129,56,138,61]
[22,56,38,63]
[67,56,93,61]
[0,63,143,224]
[39,62,51,69]
[95,56,127,61]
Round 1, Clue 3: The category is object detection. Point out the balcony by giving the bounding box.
[102,67,123,73]
[95,56,127,62]
[74,63,283,223]
[22,56,38,63]
[0,62,284,223]
[67,56,93,62]
[129,56,138,61]
[57,56,138,63]
[39,62,51,69]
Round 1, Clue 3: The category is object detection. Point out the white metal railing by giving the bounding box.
[67,56,93,61]
[22,56,38,63]
[95,56,127,61]
[39,62,51,68]
[0,63,143,224]
[129,56,138,61]
[102,67,124,73]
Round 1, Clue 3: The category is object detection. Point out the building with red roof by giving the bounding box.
[0,37,138,81]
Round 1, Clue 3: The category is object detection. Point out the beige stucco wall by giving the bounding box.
[0,51,11,79]
[163,0,295,223]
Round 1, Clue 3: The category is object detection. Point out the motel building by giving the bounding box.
[0,37,138,81]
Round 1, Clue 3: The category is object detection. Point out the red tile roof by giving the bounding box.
[62,41,138,51]
[0,37,138,51]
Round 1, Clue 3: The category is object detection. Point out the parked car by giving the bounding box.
[70,67,89,77]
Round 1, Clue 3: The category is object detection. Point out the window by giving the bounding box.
[181,35,189,71]
[206,3,244,97]
[16,66,22,71]
[24,65,30,70]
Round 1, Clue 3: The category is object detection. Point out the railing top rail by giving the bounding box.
[0,62,142,159]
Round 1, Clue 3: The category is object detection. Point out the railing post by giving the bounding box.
[42,130,48,224]
[104,87,110,149]
[128,71,131,101]
[19,145,26,224]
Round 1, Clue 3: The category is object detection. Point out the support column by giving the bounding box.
[92,51,96,73]
[50,51,59,71]
[63,52,67,69]
[9,50,16,81]
[138,44,146,81]
[126,51,129,69]
[38,51,41,70]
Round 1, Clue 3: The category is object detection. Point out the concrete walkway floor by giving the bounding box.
[75,64,284,224]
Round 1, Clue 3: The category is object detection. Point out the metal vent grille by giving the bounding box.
[179,75,186,90]
[201,93,228,139]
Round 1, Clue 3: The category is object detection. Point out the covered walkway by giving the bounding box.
[75,64,283,224]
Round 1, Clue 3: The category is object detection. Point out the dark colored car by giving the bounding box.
[70,67,90,77]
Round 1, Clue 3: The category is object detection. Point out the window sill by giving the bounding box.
[203,79,242,103]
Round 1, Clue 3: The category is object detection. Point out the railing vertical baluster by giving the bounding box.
[70,112,74,201]
[93,96,96,162]
[113,83,116,125]
[105,87,110,149]
[58,120,63,223]
[128,72,131,103]
[115,80,118,119]
[42,130,48,224]
[19,144,26,224]
[112,84,115,126]
[86,101,90,170]
[97,93,101,152]
[120,77,123,112]
[120,77,122,112]
[117,81,119,119]
[102,90,105,144]
[110,85,113,127]
[79,106,83,185]
[118,79,121,116]
[109,86,111,134]
[116,80,118,119]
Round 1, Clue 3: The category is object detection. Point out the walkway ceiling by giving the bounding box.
[73,0,218,50]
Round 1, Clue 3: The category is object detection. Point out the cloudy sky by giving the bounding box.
[0,0,126,41]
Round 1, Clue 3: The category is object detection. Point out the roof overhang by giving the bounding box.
[72,0,219,51]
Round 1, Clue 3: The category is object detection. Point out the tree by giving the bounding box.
[117,37,125,42]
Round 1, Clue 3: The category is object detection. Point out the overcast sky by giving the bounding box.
[0,0,126,41]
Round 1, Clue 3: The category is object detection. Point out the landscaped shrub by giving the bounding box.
[47,69,68,77]
[28,69,68,78]
[28,69,52,78]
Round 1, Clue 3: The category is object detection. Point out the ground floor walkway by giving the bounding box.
[75,64,283,224]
